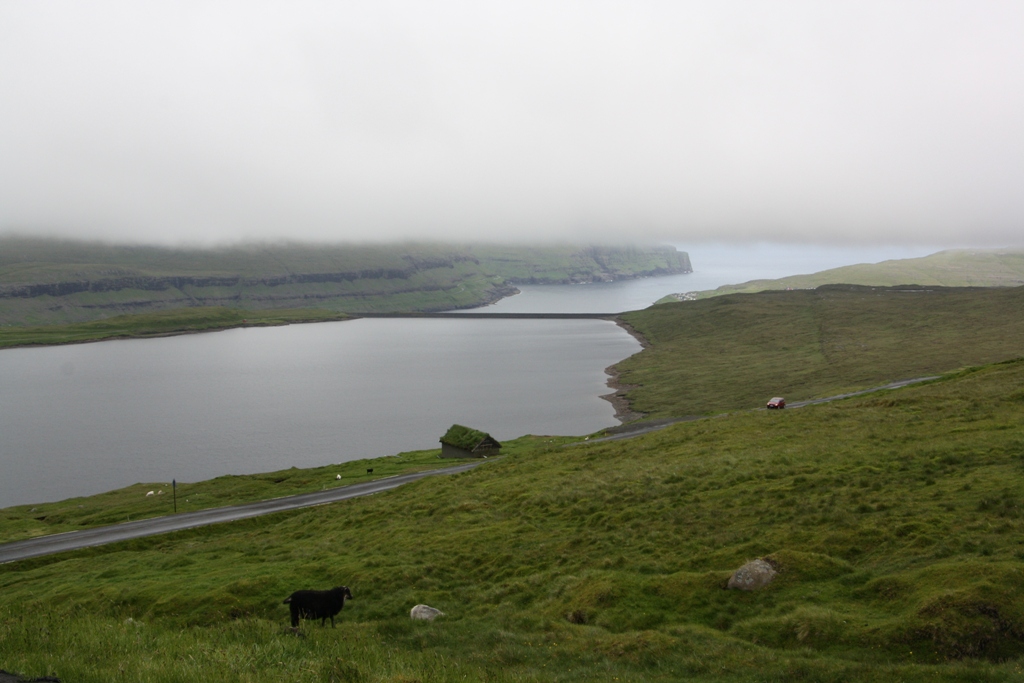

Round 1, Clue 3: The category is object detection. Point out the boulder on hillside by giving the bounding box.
[410,604,445,621]
[727,558,778,591]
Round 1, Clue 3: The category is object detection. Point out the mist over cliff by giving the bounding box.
[0,238,690,324]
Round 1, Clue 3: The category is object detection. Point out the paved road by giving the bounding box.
[783,376,940,408]
[581,375,941,444]
[1,376,941,564]
[0,461,485,564]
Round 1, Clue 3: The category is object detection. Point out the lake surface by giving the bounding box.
[0,318,639,508]
[0,242,941,508]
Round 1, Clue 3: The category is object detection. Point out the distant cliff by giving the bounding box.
[0,239,691,325]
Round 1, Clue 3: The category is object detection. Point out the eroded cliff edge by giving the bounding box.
[0,239,691,325]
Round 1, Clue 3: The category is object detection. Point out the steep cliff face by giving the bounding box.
[0,268,431,299]
[0,240,691,325]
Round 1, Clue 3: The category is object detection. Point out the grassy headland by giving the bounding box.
[0,307,349,349]
[2,359,1024,681]
[618,284,1024,417]
[659,248,1024,302]
[0,238,691,326]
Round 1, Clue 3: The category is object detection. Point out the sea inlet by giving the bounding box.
[0,316,639,507]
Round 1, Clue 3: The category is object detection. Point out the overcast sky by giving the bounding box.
[1,1,1022,248]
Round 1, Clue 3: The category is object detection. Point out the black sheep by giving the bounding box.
[283,585,353,628]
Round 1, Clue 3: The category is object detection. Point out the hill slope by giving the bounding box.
[0,238,691,325]
[661,248,1024,302]
[2,359,1024,681]
[618,284,1024,417]
[3,283,1024,681]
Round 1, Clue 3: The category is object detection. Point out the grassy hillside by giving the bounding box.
[662,248,1024,302]
[0,307,350,349]
[618,285,1024,417]
[0,437,569,544]
[3,282,1024,681]
[0,240,689,283]
[0,238,691,325]
[2,359,1024,681]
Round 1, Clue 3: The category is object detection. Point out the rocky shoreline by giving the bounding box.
[600,367,644,423]
[599,317,651,423]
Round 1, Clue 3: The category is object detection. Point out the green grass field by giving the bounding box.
[2,359,1024,681]
[2,285,1024,682]
[619,285,1024,417]
[0,437,573,545]
[671,248,1024,301]
[0,307,349,349]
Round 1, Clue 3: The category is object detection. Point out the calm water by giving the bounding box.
[0,318,638,507]
[0,242,941,508]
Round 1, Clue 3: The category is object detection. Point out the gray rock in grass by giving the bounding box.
[727,558,778,591]
[410,604,445,620]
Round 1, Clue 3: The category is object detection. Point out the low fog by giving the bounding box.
[1,1,1022,247]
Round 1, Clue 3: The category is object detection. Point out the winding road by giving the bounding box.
[0,376,941,564]
[580,376,941,444]
[0,461,484,564]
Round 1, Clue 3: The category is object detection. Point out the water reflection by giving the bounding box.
[0,318,638,507]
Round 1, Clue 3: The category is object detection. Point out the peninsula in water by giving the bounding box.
[0,238,691,327]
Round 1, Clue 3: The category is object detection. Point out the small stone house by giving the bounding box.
[439,424,501,458]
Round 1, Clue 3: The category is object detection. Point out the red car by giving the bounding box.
[766,397,786,409]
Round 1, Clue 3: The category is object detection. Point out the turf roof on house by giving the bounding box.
[440,424,498,451]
